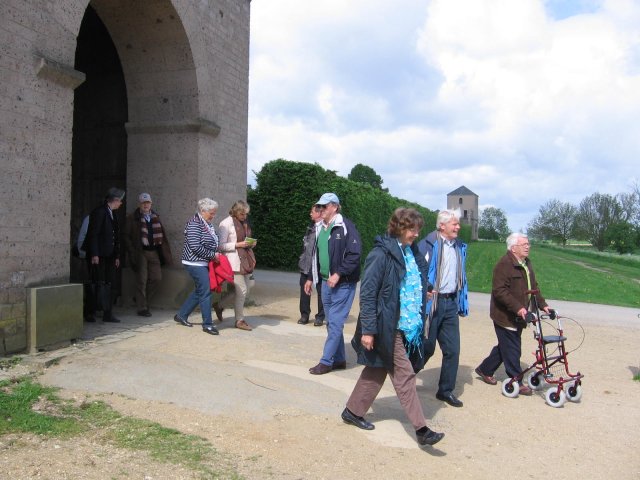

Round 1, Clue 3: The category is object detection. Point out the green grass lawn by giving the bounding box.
[466,242,640,308]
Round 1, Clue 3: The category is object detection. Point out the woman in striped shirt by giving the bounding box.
[174,198,221,335]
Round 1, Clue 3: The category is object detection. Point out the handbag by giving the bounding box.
[238,248,256,275]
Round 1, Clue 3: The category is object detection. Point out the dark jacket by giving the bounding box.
[351,235,431,372]
[490,251,547,329]
[83,203,120,259]
[124,208,173,270]
[309,214,361,285]
[298,221,318,274]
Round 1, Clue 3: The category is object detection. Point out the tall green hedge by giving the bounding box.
[247,159,470,270]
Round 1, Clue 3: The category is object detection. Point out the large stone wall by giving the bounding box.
[0,0,251,354]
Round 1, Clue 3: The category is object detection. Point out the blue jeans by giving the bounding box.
[319,281,356,366]
[425,296,460,396]
[178,264,213,326]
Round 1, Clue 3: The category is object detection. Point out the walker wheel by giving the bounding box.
[545,387,566,407]
[566,382,583,403]
[526,371,544,391]
[502,379,520,398]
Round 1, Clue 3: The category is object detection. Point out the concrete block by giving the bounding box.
[27,283,83,353]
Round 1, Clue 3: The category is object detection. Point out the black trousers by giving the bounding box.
[85,257,116,319]
[478,323,524,380]
[299,273,325,321]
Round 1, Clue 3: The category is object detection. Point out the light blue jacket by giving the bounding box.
[417,231,469,317]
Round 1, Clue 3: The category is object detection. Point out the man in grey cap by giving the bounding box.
[83,187,125,323]
[305,193,361,374]
[125,193,173,317]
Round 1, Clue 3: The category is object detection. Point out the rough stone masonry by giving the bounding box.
[0,0,252,353]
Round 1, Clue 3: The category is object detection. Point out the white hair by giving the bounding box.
[506,232,528,250]
[197,198,218,213]
[436,209,460,229]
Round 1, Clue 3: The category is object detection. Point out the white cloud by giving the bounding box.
[248,0,640,232]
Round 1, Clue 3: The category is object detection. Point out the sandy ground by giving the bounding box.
[2,270,639,479]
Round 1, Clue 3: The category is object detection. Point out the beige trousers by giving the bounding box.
[346,332,428,431]
[220,272,252,322]
[135,249,162,310]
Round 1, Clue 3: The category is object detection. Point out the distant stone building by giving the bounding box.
[0,0,251,353]
[447,186,479,240]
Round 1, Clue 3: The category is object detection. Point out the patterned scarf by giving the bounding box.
[139,211,164,247]
[233,217,256,274]
[397,244,424,355]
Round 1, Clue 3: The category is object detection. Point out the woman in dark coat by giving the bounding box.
[341,208,444,447]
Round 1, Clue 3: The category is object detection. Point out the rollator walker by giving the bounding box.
[501,290,584,407]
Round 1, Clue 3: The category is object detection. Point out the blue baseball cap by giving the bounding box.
[315,192,340,205]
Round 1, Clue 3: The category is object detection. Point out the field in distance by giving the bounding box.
[466,242,640,308]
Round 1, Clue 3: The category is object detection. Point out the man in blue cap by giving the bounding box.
[305,193,361,374]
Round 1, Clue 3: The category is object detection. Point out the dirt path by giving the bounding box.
[2,271,639,479]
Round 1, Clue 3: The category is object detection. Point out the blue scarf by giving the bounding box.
[397,244,424,355]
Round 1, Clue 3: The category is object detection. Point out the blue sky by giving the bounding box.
[248,0,640,232]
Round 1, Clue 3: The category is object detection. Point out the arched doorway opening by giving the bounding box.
[70,5,128,288]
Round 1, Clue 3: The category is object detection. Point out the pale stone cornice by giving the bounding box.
[35,55,86,89]
[125,118,221,137]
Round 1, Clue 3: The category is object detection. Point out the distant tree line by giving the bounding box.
[526,184,640,253]
[478,206,510,242]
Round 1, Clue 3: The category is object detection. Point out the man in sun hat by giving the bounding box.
[305,193,362,375]
[125,192,173,317]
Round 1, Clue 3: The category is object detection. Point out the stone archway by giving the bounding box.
[72,0,202,259]
[70,1,204,302]
[0,0,250,353]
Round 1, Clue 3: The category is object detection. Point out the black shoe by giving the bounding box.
[313,318,324,327]
[416,427,444,446]
[137,309,152,317]
[174,314,193,328]
[341,408,375,430]
[297,316,309,325]
[436,392,463,407]
[332,361,347,370]
[103,316,121,323]
[202,325,219,335]
[309,363,332,375]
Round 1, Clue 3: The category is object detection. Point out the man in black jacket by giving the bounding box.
[83,187,125,323]
[297,204,325,326]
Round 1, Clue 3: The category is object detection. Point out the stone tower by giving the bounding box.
[0,0,251,353]
[447,186,479,240]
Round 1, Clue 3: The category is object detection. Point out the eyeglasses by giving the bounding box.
[516,243,530,247]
